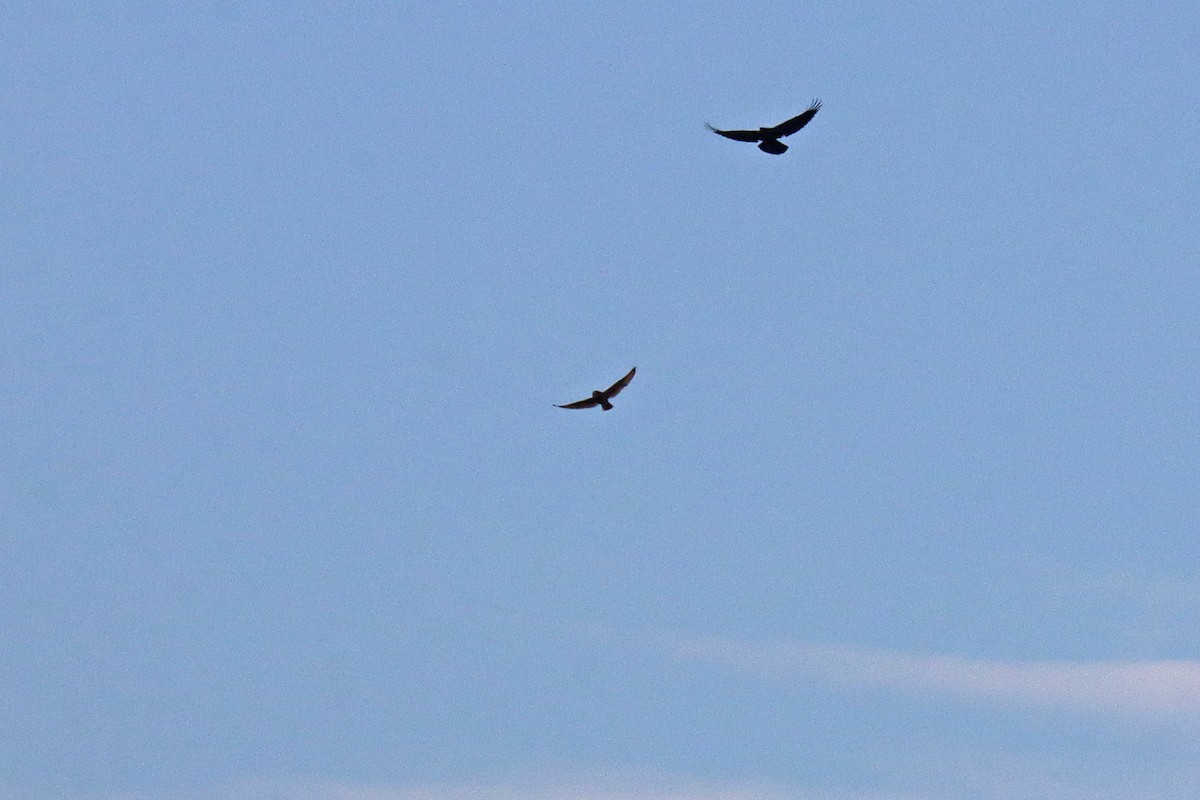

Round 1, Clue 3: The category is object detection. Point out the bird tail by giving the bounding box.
[600,400,614,411]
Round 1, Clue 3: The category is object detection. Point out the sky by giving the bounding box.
[3,3,1200,799]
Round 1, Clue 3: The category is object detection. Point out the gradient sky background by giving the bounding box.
[4,4,1200,799]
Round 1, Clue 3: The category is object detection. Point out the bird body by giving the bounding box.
[756,137,790,155]
[556,367,636,411]
[706,99,821,155]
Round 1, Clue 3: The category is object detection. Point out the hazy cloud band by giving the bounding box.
[673,637,1200,717]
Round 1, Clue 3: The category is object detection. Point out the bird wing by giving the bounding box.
[556,398,600,409]
[603,367,637,398]
[705,123,762,142]
[767,99,821,138]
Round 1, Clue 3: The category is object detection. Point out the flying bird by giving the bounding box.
[556,367,636,411]
[706,99,822,155]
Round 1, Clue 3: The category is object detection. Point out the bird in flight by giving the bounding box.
[706,99,822,155]
[556,367,636,411]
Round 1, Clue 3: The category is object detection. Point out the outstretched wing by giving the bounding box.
[604,367,637,398]
[767,99,821,138]
[705,123,762,143]
[556,397,600,409]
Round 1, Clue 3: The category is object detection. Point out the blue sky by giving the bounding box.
[3,3,1200,799]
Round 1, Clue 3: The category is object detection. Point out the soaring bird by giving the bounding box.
[556,367,636,411]
[706,99,822,155]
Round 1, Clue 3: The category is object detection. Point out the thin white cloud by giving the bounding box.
[252,782,844,800]
[20,767,1200,800]
[83,776,927,800]
[673,637,1200,718]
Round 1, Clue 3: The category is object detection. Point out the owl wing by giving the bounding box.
[556,397,601,409]
[705,123,762,142]
[603,367,637,398]
[767,99,821,138]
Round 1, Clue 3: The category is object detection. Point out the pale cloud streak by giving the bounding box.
[673,637,1200,718]
[83,776,927,800]
[242,781,884,800]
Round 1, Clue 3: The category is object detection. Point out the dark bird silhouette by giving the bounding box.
[556,367,636,411]
[706,99,822,155]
